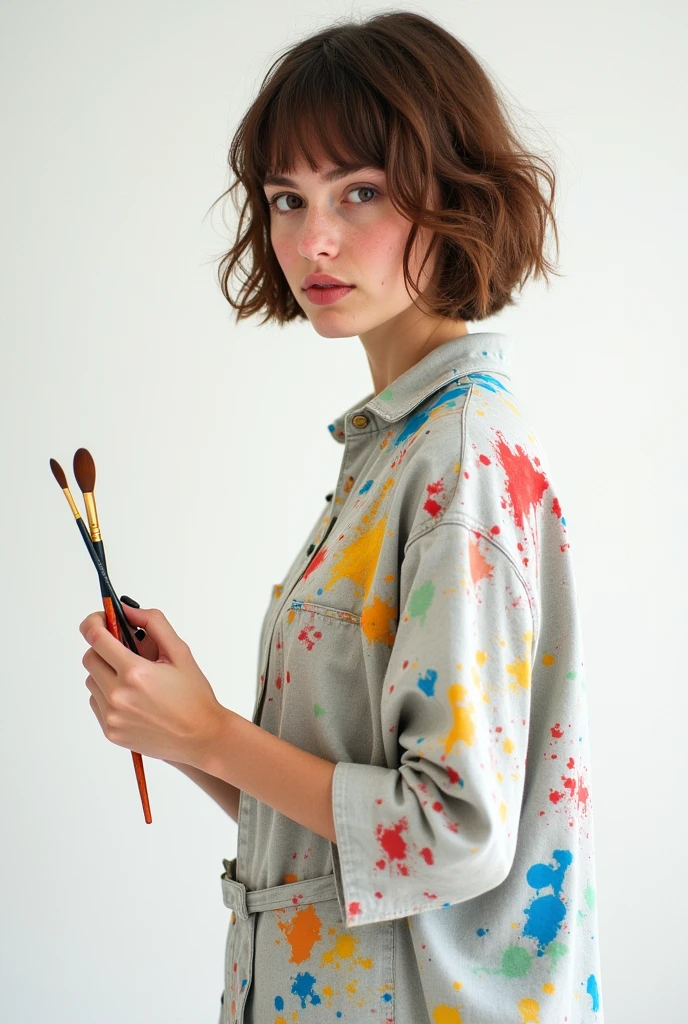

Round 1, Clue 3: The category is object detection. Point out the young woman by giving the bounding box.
[80,10,603,1023]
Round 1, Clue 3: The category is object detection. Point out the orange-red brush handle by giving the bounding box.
[103,595,152,824]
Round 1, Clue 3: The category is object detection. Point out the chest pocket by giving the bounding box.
[257,600,377,767]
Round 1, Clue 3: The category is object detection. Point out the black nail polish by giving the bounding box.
[134,628,147,641]
[120,595,140,608]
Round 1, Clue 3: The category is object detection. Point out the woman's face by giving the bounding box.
[262,159,440,338]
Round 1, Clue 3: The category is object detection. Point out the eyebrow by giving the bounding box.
[262,163,382,188]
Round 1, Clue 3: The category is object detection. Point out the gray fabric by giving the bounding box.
[218,331,603,1022]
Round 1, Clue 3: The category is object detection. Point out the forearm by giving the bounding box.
[198,709,337,844]
[165,759,241,822]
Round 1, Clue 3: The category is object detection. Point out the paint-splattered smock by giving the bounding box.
[219,331,604,1024]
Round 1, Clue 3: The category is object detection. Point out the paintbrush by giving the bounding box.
[50,452,152,823]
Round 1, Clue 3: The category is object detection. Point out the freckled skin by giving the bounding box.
[263,155,468,395]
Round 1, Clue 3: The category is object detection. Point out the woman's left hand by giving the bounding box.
[79,602,227,768]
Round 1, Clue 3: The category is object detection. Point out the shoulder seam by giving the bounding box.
[404,514,539,648]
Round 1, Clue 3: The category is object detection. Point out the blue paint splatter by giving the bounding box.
[587,974,600,1012]
[464,371,512,394]
[417,668,437,697]
[291,972,321,1009]
[382,992,393,1002]
[522,849,573,956]
[359,479,373,494]
[477,927,489,937]
[274,995,284,1011]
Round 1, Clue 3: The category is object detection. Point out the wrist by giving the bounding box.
[193,703,237,777]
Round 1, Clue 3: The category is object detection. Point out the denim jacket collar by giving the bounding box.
[327,331,513,443]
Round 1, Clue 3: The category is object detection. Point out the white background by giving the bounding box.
[1,1,684,1020]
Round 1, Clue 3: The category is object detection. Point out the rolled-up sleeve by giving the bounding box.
[330,520,535,928]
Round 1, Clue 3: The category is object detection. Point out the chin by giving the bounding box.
[310,323,359,339]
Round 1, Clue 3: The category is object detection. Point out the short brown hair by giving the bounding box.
[209,9,561,326]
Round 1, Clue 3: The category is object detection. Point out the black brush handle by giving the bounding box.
[74,521,138,652]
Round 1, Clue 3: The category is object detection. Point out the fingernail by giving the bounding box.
[120,595,140,608]
[134,627,147,641]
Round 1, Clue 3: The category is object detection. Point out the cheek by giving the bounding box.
[270,232,295,272]
[352,220,410,282]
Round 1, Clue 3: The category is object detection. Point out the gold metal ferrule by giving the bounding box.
[62,487,82,519]
[82,491,102,543]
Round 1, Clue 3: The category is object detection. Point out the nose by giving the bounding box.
[297,203,342,261]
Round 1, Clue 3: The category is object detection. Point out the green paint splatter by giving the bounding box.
[584,884,596,911]
[409,579,435,626]
[566,671,577,680]
[545,941,568,968]
[313,704,326,716]
[473,945,531,979]
[500,945,531,978]
[378,386,394,402]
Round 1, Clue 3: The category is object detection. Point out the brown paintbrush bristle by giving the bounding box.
[49,458,68,489]
[73,448,96,493]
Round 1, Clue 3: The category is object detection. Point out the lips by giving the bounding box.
[302,273,353,290]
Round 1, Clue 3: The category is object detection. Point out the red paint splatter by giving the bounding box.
[423,892,437,899]
[551,723,564,738]
[376,859,386,870]
[275,673,282,690]
[549,790,564,804]
[375,891,383,899]
[446,765,460,785]
[424,497,443,517]
[376,817,409,861]
[567,757,575,769]
[348,902,362,918]
[552,496,563,518]
[479,454,491,465]
[427,478,444,495]
[419,847,434,865]
[493,431,550,530]
[296,625,323,651]
[302,546,328,581]
[432,801,443,812]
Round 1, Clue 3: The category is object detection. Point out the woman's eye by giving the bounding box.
[267,186,380,215]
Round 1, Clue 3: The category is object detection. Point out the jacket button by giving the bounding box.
[352,414,368,428]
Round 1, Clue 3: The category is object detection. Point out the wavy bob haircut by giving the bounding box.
[210,9,560,326]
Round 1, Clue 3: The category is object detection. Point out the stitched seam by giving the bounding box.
[404,516,538,650]
[290,600,361,625]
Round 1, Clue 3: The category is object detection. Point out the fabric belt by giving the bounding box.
[218,857,341,1024]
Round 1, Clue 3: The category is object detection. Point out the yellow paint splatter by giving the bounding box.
[542,653,555,666]
[517,997,541,1023]
[503,737,515,754]
[324,514,389,603]
[506,630,533,693]
[499,800,508,822]
[542,982,555,994]
[433,1005,463,1024]
[320,931,374,971]
[443,682,476,754]
[452,980,463,990]
[282,873,298,884]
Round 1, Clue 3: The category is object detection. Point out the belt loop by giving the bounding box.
[221,874,249,920]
